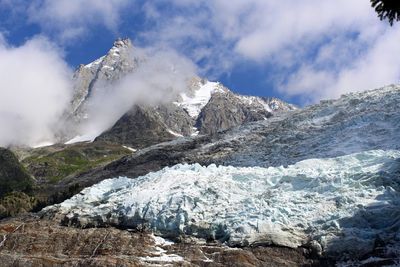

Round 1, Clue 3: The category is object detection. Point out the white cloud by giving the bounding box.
[281,26,400,103]
[140,0,400,104]
[0,35,72,147]
[142,0,375,61]
[28,0,130,41]
[218,0,373,60]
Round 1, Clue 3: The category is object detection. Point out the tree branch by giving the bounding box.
[90,231,110,258]
[0,223,24,249]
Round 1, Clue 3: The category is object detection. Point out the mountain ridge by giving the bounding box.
[67,38,295,147]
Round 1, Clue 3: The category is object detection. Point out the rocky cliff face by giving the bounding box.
[95,105,185,148]
[71,38,139,118]
[68,39,295,148]
[196,90,289,135]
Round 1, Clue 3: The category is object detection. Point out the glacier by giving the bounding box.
[48,149,400,258]
[222,84,400,168]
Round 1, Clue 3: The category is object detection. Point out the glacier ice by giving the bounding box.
[48,149,400,257]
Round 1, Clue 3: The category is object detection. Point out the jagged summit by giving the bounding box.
[70,38,138,115]
[112,37,133,48]
[84,38,134,69]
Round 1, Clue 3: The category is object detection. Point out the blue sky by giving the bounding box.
[1,0,400,107]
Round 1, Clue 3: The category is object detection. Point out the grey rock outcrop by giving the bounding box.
[95,105,192,148]
[196,90,295,135]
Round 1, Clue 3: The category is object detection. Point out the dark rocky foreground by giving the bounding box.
[0,215,328,267]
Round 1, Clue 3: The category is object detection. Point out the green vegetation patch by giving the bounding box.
[22,142,132,183]
[0,148,33,198]
[0,191,37,219]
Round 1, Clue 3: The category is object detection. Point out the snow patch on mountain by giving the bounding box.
[236,95,273,112]
[176,81,225,118]
[48,149,400,256]
[32,141,55,148]
[122,145,137,152]
[84,56,105,69]
[167,129,184,137]
[65,132,99,144]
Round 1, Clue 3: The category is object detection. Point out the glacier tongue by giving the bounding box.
[47,149,400,256]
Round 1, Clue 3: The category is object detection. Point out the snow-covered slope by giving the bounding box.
[48,149,400,257]
[176,80,226,118]
[174,79,295,120]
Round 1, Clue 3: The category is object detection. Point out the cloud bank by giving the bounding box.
[138,0,400,103]
[0,36,72,147]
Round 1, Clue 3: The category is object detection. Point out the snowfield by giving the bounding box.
[48,149,400,257]
[176,81,225,118]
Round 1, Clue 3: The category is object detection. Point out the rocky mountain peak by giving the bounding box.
[70,38,138,116]
[103,37,134,65]
[112,38,133,49]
